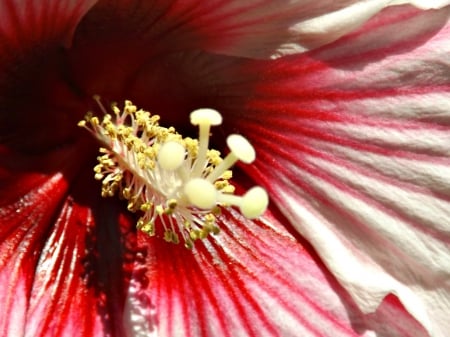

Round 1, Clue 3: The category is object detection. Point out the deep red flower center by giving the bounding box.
[1,3,237,155]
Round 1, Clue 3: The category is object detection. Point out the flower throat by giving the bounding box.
[78,97,268,249]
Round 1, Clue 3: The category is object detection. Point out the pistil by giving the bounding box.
[79,99,268,248]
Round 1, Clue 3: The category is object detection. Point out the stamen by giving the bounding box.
[79,98,268,248]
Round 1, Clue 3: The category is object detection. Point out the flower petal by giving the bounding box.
[211,5,450,337]
[0,0,96,53]
[0,0,97,151]
[124,205,429,337]
[168,0,450,58]
[68,0,450,62]
[64,1,447,124]
[391,0,450,9]
[0,145,137,337]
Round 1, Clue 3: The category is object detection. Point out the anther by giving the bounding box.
[93,95,108,115]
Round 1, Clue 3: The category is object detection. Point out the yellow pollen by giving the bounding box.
[79,98,269,248]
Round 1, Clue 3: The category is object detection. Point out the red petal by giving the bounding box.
[199,5,450,336]
[67,0,449,60]
[67,1,438,113]
[0,146,137,337]
[124,206,428,337]
[0,0,97,152]
[0,0,96,55]
[111,4,449,336]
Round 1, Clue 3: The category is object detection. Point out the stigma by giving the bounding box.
[78,98,269,248]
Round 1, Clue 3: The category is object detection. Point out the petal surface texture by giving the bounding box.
[65,0,450,60]
[0,1,449,337]
[0,0,97,151]
[213,5,450,337]
[173,0,450,58]
[0,146,138,337]
[0,0,96,51]
[125,207,430,337]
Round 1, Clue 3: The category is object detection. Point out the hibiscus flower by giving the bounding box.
[1,1,449,337]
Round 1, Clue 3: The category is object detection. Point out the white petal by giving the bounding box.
[211,4,450,337]
[390,0,450,9]
[196,0,450,58]
[94,0,449,59]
